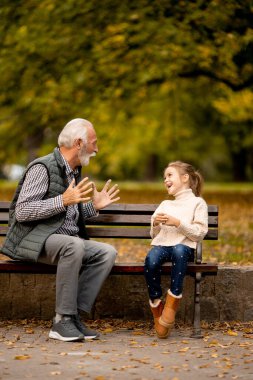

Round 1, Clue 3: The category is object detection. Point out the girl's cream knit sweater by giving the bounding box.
[150,189,208,249]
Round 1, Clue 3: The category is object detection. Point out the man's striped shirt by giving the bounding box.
[15,152,96,236]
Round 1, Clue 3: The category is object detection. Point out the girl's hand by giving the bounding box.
[153,213,180,227]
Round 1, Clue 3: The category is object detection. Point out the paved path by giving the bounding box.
[0,320,253,379]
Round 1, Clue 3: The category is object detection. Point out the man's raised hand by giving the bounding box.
[92,179,120,210]
[62,177,93,206]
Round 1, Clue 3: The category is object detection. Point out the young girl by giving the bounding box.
[144,161,208,339]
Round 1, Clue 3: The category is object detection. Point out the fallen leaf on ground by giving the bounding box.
[14,355,31,360]
[178,347,189,352]
[226,330,238,336]
[103,328,113,333]
[25,328,34,334]
[132,331,145,335]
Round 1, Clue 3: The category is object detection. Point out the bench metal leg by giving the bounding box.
[191,272,203,338]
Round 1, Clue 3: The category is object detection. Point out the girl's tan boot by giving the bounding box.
[157,290,182,338]
[149,300,165,338]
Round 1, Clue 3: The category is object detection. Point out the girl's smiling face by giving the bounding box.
[164,166,190,196]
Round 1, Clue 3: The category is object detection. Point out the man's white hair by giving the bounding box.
[58,118,93,148]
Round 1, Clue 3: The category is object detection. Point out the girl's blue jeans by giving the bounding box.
[144,244,194,300]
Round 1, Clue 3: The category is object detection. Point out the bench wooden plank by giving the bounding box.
[0,201,218,214]
[87,213,218,226]
[86,227,218,239]
[0,260,218,275]
[0,226,8,236]
[88,214,153,225]
[87,227,151,239]
[99,203,218,214]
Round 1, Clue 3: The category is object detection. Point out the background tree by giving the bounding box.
[0,0,252,180]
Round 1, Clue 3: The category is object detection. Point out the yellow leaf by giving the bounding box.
[178,347,189,352]
[103,328,113,333]
[243,328,253,334]
[25,329,34,334]
[227,330,238,336]
[14,355,31,360]
[199,364,210,368]
[208,339,219,346]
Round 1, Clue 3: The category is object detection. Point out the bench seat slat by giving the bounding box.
[0,260,218,275]
[112,262,218,275]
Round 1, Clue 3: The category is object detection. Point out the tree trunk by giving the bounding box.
[145,154,159,180]
[230,149,248,181]
[25,131,44,164]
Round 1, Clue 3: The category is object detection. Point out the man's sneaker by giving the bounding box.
[73,314,100,340]
[49,317,84,342]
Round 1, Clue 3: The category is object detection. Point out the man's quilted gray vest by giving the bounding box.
[1,148,88,262]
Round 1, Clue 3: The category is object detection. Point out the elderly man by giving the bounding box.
[1,118,120,342]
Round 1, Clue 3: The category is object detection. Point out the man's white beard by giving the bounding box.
[78,150,96,166]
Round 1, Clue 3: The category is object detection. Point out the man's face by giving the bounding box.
[78,127,98,166]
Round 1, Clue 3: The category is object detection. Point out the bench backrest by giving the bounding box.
[0,201,218,240]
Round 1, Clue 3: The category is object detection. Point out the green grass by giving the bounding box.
[203,182,253,192]
[1,179,253,191]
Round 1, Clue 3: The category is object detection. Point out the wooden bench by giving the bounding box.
[0,201,218,338]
